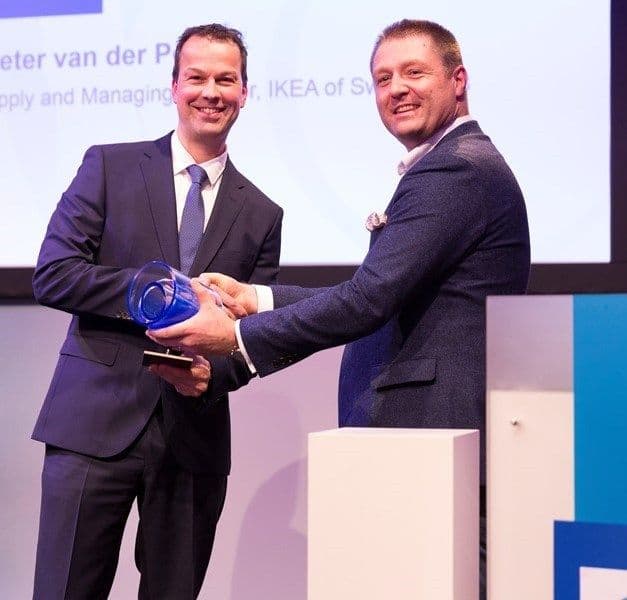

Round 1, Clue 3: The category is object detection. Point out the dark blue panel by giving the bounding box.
[554,520,627,599]
[0,1,102,18]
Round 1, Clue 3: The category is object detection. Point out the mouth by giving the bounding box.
[393,104,420,115]
[192,105,225,116]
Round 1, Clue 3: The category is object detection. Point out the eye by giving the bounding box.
[376,74,391,86]
[408,68,423,77]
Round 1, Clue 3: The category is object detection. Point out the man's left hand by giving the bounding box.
[146,280,238,357]
[149,354,211,398]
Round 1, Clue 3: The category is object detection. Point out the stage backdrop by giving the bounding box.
[0,0,611,267]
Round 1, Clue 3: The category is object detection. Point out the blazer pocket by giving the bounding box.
[59,335,119,366]
[371,358,436,390]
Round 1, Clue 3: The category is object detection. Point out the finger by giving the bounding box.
[151,366,209,396]
[191,280,226,310]
[145,322,186,344]
[190,279,219,304]
[200,272,232,289]
[190,354,211,372]
[190,278,223,309]
[223,304,247,320]
[197,273,214,287]
[146,331,183,348]
[149,363,188,384]
[156,360,208,381]
[210,285,248,319]
[175,385,202,398]
[208,284,234,305]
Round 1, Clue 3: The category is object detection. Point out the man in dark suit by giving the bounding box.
[149,19,530,599]
[149,16,529,460]
[149,20,530,599]
[31,24,282,600]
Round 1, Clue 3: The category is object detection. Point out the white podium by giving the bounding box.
[308,428,479,600]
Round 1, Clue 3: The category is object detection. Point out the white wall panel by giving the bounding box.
[487,390,574,600]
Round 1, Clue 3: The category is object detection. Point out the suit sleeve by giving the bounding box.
[241,158,488,376]
[32,145,136,318]
[272,284,324,308]
[207,203,284,397]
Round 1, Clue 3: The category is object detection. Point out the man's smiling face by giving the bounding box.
[371,34,467,151]
[172,35,247,160]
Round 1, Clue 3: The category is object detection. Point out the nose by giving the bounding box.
[201,78,219,100]
[389,75,409,98]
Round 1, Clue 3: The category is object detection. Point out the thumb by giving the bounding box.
[198,272,225,286]
[197,273,213,287]
[191,279,222,307]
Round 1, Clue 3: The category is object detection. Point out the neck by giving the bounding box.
[455,99,470,119]
[177,129,226,163]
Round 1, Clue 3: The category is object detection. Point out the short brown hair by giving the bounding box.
[370,19,463,74]
[172,24,248,86]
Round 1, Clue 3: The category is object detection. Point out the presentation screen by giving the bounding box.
[0,0,610,266]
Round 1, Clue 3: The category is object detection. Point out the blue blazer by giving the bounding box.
[32,133,283,475]
[240,121,530,480]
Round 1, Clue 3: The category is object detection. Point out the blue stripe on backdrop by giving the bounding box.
[573,294,627,525]
[0,1,102,18]
[554,520,627,600]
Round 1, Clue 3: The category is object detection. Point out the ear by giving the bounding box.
[239,86,248,108]
[452,65,468,98]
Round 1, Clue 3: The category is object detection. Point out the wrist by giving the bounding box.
[246,284,259,314]
[226,323,239,356]
[228,339,241,357]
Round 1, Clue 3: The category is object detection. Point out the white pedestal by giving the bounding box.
[308,428,479,600]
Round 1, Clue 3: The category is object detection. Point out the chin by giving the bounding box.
[391,128,419,144]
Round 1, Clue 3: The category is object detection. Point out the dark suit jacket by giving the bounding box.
[32,132,283,475]
[240,121,529,481]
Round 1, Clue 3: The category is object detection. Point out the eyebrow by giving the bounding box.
[373,58,428,73]
[183,66,239,77]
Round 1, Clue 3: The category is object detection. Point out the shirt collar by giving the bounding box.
[171,130,228,186]
[397,115,474,176]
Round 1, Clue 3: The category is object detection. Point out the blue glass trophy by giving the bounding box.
[127,261,206,329]
[127,261,221,368]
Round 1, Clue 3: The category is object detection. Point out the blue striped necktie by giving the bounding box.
[179,164,208,274]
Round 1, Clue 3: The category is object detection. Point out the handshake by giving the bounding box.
[135,268,259,398]
[145,271,258,354]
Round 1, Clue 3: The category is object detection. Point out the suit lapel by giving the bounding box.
[189,159,245,276]
[139,134,180,268]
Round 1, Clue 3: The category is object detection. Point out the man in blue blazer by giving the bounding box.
[31,24,282,599]
[149,19,530,599]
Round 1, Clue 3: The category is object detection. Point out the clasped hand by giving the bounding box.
[146,274,254,397]
[148,354,211,398]
[146,273,256,358]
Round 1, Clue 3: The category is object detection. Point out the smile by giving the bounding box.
[393,104,419,114]
[193,106,225,115]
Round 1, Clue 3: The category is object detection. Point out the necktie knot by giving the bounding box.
[187,164,208,187]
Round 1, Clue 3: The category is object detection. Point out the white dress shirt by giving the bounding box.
[397,115,474,176]
[171,130,228,231]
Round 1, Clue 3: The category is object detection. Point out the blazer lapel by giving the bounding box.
[189,159,245,276]
[139,134,180,268]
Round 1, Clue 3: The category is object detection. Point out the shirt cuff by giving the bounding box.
[252,284,274,312]
[235,319,257,375]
